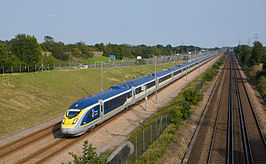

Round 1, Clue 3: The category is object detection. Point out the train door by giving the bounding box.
[131,86,135,100]
[98,99,104,121]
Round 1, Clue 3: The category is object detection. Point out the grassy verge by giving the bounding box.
[245,64,266,100]
[130,56,226,163]
[0,61,183,137]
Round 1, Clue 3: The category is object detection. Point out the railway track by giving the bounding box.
[0,56,218,163]
[0,104,130,164]
[206,54,266,163]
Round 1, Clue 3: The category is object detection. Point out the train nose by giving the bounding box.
[61,127,73,135]
[61,125,85,136]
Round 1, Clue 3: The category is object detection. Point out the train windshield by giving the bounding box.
[66,109,81,118]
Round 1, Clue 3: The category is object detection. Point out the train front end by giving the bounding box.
[61,108,85,136]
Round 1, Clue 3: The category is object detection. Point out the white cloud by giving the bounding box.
[48,14,58,18]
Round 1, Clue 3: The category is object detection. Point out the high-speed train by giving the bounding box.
[61,54,215,136]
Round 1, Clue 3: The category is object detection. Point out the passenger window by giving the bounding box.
[118,97,121,103]
[88,111,92,118]
[114,99,117,105]
[110,101,113,107]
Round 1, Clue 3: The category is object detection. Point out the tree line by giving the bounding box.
[234,41,266,73]
[234,41,266,99]
[0,33,204,70]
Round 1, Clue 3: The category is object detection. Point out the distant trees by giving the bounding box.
[0,33,209,70]
[234,41,265,68]
[41,36,55,52]
[234,41,266,99]
[0,42,10,68]
[10,34,42,66]
[52,42,70,61]
[251,41,264,65]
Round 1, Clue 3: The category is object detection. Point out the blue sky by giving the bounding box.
[0,0,265,47]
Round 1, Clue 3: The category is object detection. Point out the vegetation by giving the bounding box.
[0,33,210,71]
[204,55,226,81]
[234,41,266,99]
[183,88,203,105]
[0,61,181,137]
[65,141,109,164]
[10,34,42,66]
[132,54,226,163]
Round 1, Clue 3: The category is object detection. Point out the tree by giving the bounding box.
[251,41,263,65]
[0,42,11,68]
[52,42,69,60]
[234,45,252,67]
[10,34,42,66]
[67,140,107,164]
[44,36,54,43]
[41,36,55,52]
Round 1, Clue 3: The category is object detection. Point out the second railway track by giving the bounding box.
[188,53,266,163]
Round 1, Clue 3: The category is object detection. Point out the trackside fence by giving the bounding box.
[124,114,170,164]
[0,54,206,75]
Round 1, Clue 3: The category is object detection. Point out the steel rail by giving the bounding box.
[234,56,266,146]
[232,57,252,163]
[35,53,219,163]
[0,123,60,158]
[22,102,133,164]
[2,54,218,163]
[227,54,234,163]
[207,56,227,163]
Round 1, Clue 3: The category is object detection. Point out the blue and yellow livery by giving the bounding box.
[61,54,216,136]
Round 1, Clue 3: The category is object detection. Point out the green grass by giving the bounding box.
[0,61,183,137]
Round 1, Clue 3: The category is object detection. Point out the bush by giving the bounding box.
[205,69,218,81]
[170,101,191,127]
[66,140,108,164]
[183,88,203,105]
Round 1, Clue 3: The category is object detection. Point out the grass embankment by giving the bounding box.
[0,61,183,137]
[245,64,266,100]
[130,56,226,163]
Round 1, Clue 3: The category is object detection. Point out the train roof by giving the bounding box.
[68,54,214,110]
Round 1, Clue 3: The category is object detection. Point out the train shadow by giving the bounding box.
[52,122,65,139]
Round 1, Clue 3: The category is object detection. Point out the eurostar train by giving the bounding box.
[61,54,215,136]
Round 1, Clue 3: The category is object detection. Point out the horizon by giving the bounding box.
[1,0,266,48]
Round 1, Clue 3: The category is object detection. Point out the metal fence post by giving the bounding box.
[160,116,163,134]
[54,64,55,71]
[48,64,49,71]
[150,124,152,144]
[28,65,29,73]
[156,119,158,137]
[2,67,4,74]
[20,66,21,74]
[135,136,138,160]
[143,130,145,152]
[11,66,13,74]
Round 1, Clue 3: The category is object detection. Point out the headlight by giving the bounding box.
[73,118,78,124]
[62,118,65,124]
